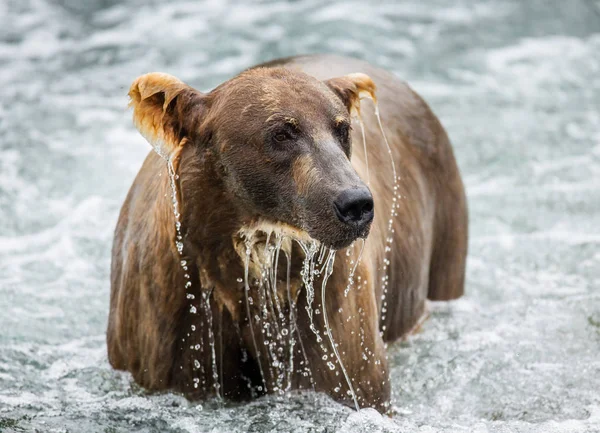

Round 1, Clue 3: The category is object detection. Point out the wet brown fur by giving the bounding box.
[107,54,467,411]
[292,155,321,196]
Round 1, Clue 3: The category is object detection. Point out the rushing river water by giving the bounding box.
[1,0,599,432]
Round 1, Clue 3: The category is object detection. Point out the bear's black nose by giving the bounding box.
[333,187,374,227]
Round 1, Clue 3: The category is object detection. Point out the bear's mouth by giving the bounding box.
[234,216,367,258]
[234,218,315,262]
[238,218,314,246]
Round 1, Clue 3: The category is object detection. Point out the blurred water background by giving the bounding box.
[1,0,599,432]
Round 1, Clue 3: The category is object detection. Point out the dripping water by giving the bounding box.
[243,232,325,394]
[270,235,286,326]
[320,249,360,411]
[298,240,320,340]
[297,241,340,390]
[166,160,216,394]
[202,288,220,397]
[372,104,400,346]
[342,101,400,371]
[258,234,286,393]
[285,249,315,390]
[243,237,268,392]
[344,238,366,298]
[374,105,397,181]
[269,235,288,392]
[358,114,370,185]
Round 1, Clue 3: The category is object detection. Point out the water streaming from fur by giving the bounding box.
[260,235,289,393]
[166,160,219,395]
[284,249,315,389]
[202,288,221,396]
[243,237,268,392]
[357,114,370,185]
[344,238,366,297]
[298,242,333,363]
[320,249,360,410]
[373,104,401,337]
[298,240,321,341]
[374,106,397,181]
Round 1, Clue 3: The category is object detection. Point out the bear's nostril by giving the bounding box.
[361,200,373,213]
[333,187,374,226]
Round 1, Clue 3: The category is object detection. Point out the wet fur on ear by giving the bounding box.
[324,73,377,116]
[129,73,205,167]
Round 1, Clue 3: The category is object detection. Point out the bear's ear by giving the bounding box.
[128,73,206,161]
[324,73,377,116]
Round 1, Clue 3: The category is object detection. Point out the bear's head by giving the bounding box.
[129,67,377,250]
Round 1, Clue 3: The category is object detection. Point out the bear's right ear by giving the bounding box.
[324,73,377,117]
[129,73,206,162]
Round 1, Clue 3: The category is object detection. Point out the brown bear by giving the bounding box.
[107,54,468,412]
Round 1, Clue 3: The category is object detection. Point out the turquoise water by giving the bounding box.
[1,0,599,431]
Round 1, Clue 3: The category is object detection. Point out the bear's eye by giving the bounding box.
[273,131,292,143]
[336,123,351,143]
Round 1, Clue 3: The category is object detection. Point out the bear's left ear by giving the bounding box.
[324,73,377,116]
[128,72,207,163]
